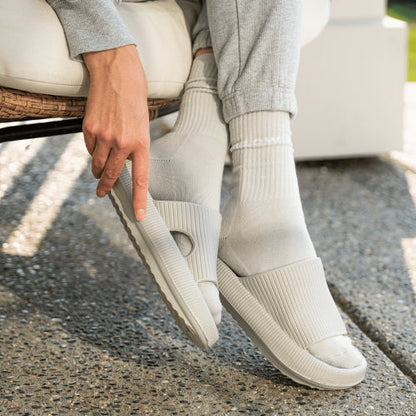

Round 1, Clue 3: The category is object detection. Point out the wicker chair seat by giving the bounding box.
[0,0,200,125]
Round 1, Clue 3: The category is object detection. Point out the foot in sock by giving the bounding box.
[219,110,365,369]
[149,53,228,324]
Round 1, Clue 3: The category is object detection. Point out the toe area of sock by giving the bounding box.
[307,336,366,369]
[199,282,222,325]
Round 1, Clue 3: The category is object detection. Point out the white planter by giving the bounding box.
[293,0,408,159]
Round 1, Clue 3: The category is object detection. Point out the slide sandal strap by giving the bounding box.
[240,258,347,348]
[154,200,221,284]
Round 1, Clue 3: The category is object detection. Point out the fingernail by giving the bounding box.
[136,209,145,221]
[97,190,106,197]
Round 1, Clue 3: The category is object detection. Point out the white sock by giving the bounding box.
[220,111,315,275]
[220,111,364,369]
[149,53,228,324]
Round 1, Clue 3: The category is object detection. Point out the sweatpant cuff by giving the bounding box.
[221,87,298,123]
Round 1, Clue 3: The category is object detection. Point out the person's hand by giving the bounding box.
[82,45,149,221]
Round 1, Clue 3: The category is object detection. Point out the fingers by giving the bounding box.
[91,141,111,182]
[85,122,149,223]
[92,136,150,223]
[96,149,128,198]
[130,147,149,221]
[82,118,96,156]
[83,118,109,180]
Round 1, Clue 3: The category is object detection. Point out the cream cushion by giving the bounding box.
[0,0,200,98]
[301,0,330,47]
[0,0,329,99]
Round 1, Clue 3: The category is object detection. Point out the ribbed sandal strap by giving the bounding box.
[154,200,221,285]
[240,258,347,349]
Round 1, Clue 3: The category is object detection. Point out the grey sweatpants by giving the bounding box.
[192,0,303,122]
[47,0,303,122]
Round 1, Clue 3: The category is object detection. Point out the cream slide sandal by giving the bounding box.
[217,257,367,389]
[109,162,218,349]
[154,200,222,288]
[154,200,222,324]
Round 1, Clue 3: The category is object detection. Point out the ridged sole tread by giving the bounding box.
[108,191,208,349]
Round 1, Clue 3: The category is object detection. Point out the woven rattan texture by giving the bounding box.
[0,87,180,121]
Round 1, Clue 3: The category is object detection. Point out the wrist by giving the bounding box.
[83,44,139,74]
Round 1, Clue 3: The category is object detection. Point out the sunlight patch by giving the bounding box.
[2,136,89,256]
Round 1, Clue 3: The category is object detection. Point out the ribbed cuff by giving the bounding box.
[221,87,298,123]
[185,52,218,91]
[229,111,291,150]
[175,54,223,136]
[46,0,137,62]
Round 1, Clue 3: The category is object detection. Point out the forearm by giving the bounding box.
[45,0,136,61]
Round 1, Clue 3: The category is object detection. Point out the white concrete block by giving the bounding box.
[293,17,408,160]
[330,0,386,20]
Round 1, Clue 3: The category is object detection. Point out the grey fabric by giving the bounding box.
[204,0,303,121]
[45,0,137,61]
[46,0,302,119]
[192,1,212,55]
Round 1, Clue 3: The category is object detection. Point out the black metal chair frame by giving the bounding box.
[0,102,179,144]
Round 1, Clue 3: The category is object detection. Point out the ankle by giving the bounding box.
[220,197,316,275]
[195,47,213,58]
[149,53,227,211]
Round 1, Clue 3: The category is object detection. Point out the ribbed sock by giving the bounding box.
[149,53,228,324]
[220,111,364,369]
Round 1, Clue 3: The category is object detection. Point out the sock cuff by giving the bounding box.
[232,145,294,169]
[231,145,298,200]
[230,137,292,152]
[229,111,292,149]
[186,53,218,90]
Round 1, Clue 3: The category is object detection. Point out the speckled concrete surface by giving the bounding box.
[297,158,416,383]
[1,103,416,415]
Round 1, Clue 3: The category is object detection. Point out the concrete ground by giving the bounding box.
[0,84,415,415]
